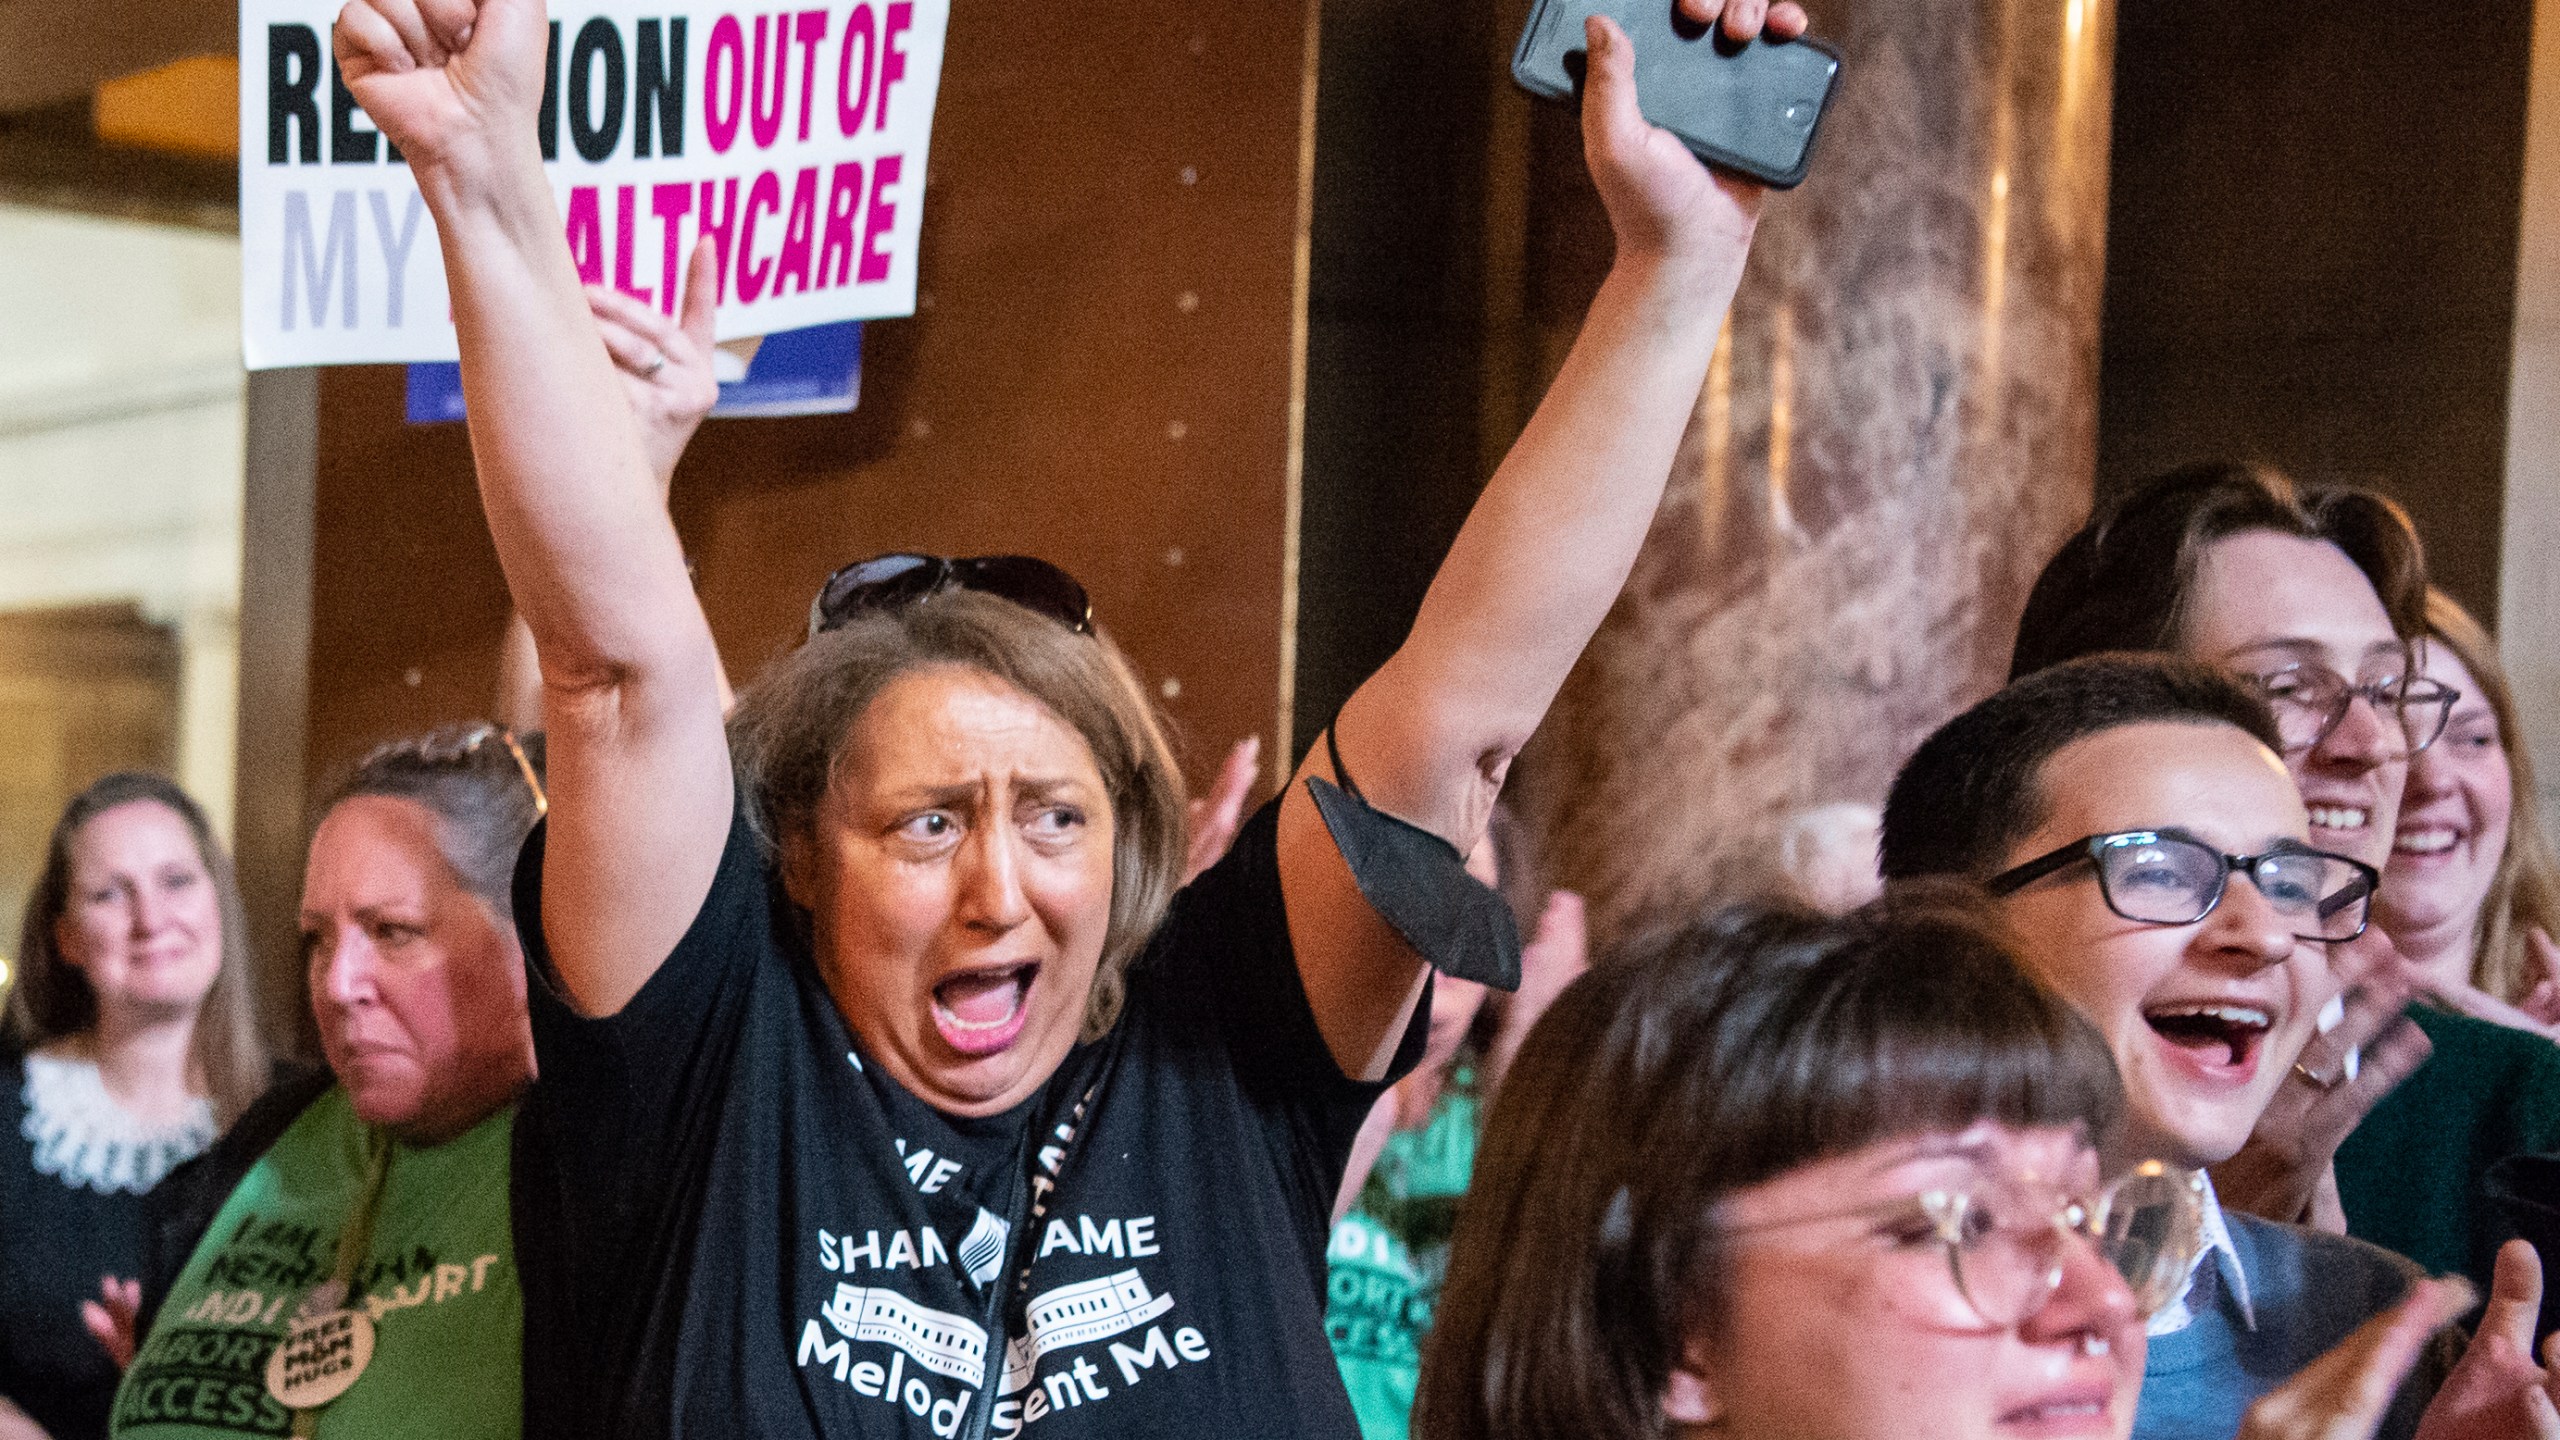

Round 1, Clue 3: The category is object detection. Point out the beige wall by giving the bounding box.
[0,203,243,937]
[2504,0,2560,831]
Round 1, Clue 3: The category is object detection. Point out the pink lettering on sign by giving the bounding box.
[858,153,902,284]
[818,161,865,287]
[749,15,789,149]
[698,176,744,301]
[613,184,653,306]
[704,15,745,153]
[836,4,877,138]
[737,169,784,301]
[877,3,912,131]
[775,166,820,295]
[793,10,830,141]
[564,186,604,286]
[650,182,694,315]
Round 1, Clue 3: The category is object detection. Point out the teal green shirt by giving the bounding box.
[113,1087,520,1440]
[2336,1004,2560,1294]
[1325,1073,1481,1440]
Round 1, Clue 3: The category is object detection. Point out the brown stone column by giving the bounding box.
[1510,0,2115,948]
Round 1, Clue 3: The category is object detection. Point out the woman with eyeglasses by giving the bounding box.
[335,0,1800,1432]
[0,776,271,1440]
[2010,461,2560,1297]
[1415,891,2476,1440]
[2377,589,2560,1041]
[105,726,545,1440]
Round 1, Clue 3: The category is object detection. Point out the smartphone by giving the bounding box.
[1512,0,1842,190]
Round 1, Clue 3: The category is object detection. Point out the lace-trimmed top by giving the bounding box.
[21,1049,216,1194]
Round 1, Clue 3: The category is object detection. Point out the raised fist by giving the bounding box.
[333,0,548,184]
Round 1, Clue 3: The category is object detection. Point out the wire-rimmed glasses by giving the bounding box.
[2244,664,2459,758]
[1726,1161,2207,1328]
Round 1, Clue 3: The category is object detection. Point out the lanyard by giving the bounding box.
[956,1068,1109,1440]
[282,1129,393,1437]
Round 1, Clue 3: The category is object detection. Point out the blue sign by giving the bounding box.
[406,320,862,424]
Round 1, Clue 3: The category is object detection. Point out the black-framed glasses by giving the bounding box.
[1727,1160,2206,1327]
[1986,829,2376,943]
[2243,665,2459,758]
[807,553,1092,639]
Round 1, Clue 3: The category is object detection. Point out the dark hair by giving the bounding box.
[1880,654,2282,882]
[8,772,271,1124]
[2011,461,2429,679]
[324,725,549,913]
[1414,887,2120,1440]
[729,589,1186,1040]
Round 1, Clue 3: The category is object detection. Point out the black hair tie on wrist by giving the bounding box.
[1303,725,1524,991]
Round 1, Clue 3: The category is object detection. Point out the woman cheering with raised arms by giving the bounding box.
[334,0,1799,1435]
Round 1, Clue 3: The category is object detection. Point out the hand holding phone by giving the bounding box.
[1514,0,1841,190]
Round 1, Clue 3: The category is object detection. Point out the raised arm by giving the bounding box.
[1279,1,1802,1077]
[495,244,733,735]
[338,0,732,1014]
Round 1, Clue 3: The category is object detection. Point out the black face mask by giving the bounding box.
[1300,727,1523,992]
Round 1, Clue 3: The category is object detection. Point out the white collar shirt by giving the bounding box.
[2146,1170,2256,1337]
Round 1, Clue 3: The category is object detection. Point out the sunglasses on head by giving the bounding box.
[393,724,548,817]
[806,554,1093,639]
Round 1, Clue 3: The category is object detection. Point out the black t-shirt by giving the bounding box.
[511,794,1428,1440]
[0,1047,179,1440]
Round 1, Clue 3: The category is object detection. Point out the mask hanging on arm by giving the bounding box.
[1302,726,1523,991]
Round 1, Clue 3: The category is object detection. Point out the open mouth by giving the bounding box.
[2306,805,2370,834]
[931,962,1039,1057]
[2145,1003,2271,1071]
[2393,826,2459,857]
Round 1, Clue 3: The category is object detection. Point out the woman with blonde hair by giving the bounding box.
[335,0,1807,1430]
[1,773,271,1440]
[2378,588,2560,1036]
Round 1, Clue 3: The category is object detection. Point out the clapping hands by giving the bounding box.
[2413,1240,2560,1440]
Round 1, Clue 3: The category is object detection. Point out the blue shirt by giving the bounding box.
[2136,1209,2431,1440]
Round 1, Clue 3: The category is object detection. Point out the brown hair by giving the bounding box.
[2419,591,2560,1003]
[729,589,1187,1038]
[1414,885,2121,1440]
[1882,654,2283,882]
[2011,461,2429,679]
[7,773,271,1124]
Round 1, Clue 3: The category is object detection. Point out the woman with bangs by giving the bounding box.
[1415,892,2475,1440]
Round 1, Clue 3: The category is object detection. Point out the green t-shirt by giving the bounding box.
[1325,1073,1482,1440]
[111,1087,520,1440]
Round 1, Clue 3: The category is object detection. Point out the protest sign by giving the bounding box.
[239,0,946,369]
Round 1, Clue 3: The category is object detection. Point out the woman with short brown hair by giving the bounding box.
[336,0,1809,1432]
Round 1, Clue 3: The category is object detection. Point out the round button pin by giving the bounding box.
[265,1309,376,1410]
